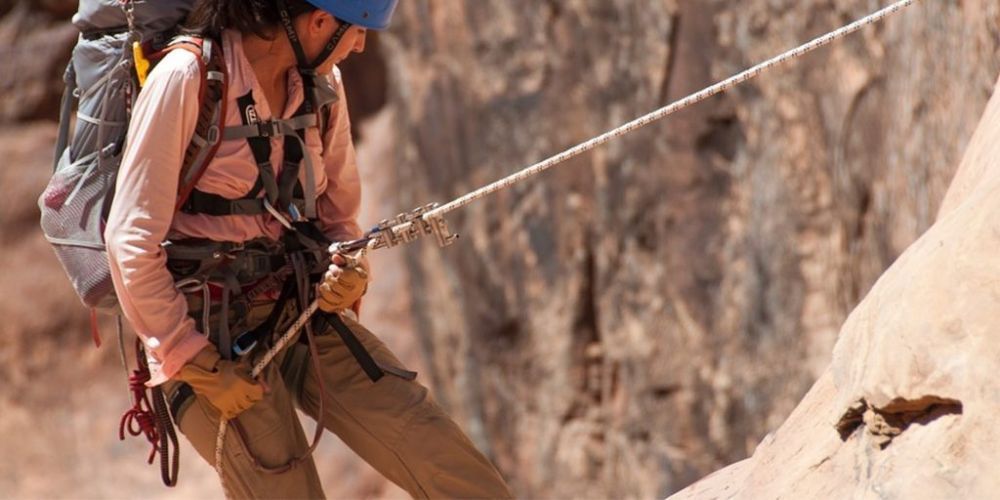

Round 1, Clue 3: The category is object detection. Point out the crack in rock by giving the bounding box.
[836,396,963,448]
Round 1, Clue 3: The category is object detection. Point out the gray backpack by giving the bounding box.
[39,0,227,319]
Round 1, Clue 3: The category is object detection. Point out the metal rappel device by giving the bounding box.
[332,203,459,255]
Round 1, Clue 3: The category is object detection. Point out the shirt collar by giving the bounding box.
[222,30,305,120]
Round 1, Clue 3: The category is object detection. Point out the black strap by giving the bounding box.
[321,314,384,382]
[312,21,353,71]
[276,0,352,71]
[278,133,304,210]
[182,190,268,216]
[168,383,195,421]
[151,385,180,487]
[277,0,311,69]
[236,91,281,205]
[217,268,242,360]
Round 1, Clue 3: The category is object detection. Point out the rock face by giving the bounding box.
[380,1,1000,497]
[0,1,77,122]
[672,77,1000,498]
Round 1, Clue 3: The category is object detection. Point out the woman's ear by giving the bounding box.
[309,10,336,36]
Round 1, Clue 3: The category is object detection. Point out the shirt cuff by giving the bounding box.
[145,330,211,387]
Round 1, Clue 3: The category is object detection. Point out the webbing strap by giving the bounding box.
[184,91,325,221]
[53,62,76,173]
[217,269,241,361]
[322,314,384,382]
[221,114,316,141]
[245,275,298,349]
[316,22,352,67]
[279,135,304,213]
[277,114,320,220]
[277,0,310,70]
[172,36,230,212]
[182,192,268,216]
[235,92,281,205]
[296,125,318,220]
[77,112,127,127]
[168,383,195,422]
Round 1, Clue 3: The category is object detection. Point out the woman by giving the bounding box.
[104,0,513,498]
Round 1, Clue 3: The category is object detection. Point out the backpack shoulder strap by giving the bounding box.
[152,36,230,212]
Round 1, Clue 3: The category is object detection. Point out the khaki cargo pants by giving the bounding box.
[164,305,512,499]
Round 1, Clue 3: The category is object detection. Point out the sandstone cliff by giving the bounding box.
[673,73,1000,499]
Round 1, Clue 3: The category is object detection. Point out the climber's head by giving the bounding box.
[185,0,397,70]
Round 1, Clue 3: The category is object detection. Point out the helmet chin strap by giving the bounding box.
[276,0,353,113]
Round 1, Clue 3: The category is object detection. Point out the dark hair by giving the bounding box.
[183,0,318,39]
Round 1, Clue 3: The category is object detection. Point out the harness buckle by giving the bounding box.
[225,242,246,257]
[256,121,282,138]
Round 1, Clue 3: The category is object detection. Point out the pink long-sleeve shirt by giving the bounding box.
[105,30,363,385]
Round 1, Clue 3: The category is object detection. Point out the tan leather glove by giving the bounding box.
[317,253,369,313]
[174,346,264,420]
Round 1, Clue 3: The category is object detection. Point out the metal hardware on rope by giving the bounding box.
[211,0,918,496]
[331,203,459,256]
[368,203,459,250]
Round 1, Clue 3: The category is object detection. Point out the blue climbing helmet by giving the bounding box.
[275,0,397,117]
[277,0,397,71]
[303,0,399,30]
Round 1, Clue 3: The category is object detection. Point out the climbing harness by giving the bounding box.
[205,1,918,495]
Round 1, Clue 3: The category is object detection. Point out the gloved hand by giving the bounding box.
[317,253,369,313]
[174,346,264,420]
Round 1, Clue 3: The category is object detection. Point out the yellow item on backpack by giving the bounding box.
[133,41,151,87]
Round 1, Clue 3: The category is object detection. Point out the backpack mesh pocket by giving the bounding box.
[39,33,130,310]
[40,149,121,309]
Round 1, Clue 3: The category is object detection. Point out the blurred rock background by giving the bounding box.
[1,0,998,498]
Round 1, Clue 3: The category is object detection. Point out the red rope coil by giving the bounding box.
[119,359,160,464]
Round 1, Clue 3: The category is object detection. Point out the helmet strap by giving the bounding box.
[311,21,353,68]
[276,0,310,69]
[275,0,354,115]
[276,0,354,71]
